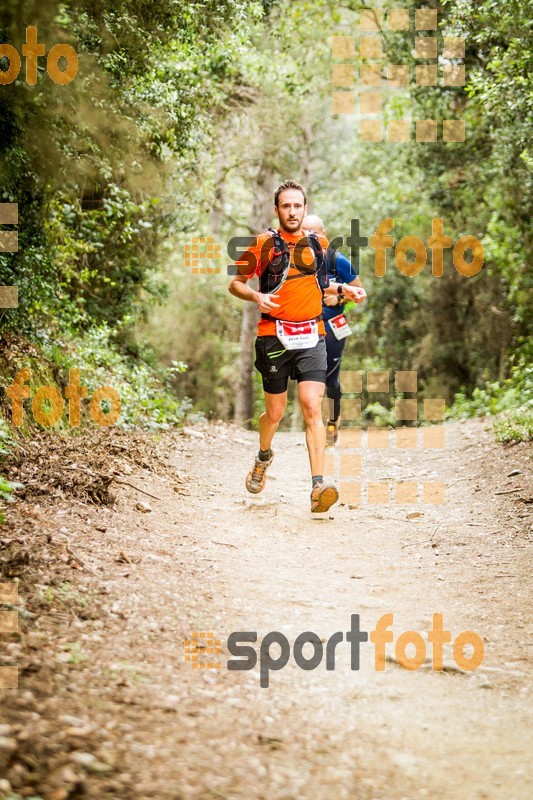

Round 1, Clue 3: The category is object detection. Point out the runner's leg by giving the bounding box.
[325,329,346,423]
[297,380,326,476]
[259,390,287,452]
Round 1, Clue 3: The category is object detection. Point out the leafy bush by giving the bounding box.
[40,325,193,430]
[362,402,396,428]
[0,417,18,457]
[0,475,23,522]
[0,476,21,503]
[449,358,533,420]
[493,408,533,444]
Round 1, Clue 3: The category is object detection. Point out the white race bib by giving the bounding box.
[275,319,319,350]
[328,313,353,340]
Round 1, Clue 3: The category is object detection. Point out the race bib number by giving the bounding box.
[328,313,353,340]
[275,319,319,350]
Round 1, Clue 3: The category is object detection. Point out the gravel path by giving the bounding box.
[0,419,531,799]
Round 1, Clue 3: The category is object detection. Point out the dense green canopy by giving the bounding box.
[0,0,531,432]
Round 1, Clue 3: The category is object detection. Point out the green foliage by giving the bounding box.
[0,473,23,522]
[362,402,395,427]
[44,187,167,332]
[0,0,531,437]
[0,0,267,340]
[0,422,23,518]
[0,0,269,426]
[0,418,18,457]
[40,325,193,429]
[368,0,533,403]
[449,359,533,419]
[493,409,533,444]
[145,268,242,419]
[0,475,21,503]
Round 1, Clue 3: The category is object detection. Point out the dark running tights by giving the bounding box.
[325,327,347,423]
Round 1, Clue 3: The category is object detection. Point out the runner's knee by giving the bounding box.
[264,404,285,425]
[299,396,323,424]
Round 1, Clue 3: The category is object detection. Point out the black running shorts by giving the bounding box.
[254,335,327,394]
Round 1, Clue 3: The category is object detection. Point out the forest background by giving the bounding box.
[0,0,531,461]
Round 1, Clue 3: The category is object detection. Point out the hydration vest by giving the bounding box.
[259,228,329,296]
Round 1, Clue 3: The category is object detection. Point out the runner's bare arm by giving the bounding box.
[323,281,349,296]
[229,274,281,313]
[323,279,366,304]
[342,283,366,303]
[349,276,364,289]
[346,276,366,302]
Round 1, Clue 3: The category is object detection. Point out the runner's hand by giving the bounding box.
[343,285,367,304]
[256,293,281,313]
[324,294,339,307]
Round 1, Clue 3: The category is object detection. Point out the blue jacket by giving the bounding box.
[323,250,358,321]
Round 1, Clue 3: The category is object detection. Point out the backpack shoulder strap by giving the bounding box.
[266,228,290,267]
[305,231,329,290]
[260,228,290,294]
[267,227,286,246]
[326,244,338,283]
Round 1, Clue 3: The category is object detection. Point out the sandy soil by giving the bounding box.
[0,419,531,799]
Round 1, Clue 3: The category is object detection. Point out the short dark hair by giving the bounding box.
[274,180,307,208]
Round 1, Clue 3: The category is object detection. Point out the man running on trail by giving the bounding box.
[228,180,364,513]
[303,215,367,446]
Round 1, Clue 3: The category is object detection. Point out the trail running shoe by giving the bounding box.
[326,421,339,447]
[311,481,339,513]
[245,451,274,494]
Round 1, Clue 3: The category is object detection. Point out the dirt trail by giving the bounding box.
[1,419,532,799]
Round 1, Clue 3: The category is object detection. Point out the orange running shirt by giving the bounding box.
[235,229,329,336]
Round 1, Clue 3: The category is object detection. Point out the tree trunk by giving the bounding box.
[235,291,260,426]
[234,163,275,428]
[210,152,225,239]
